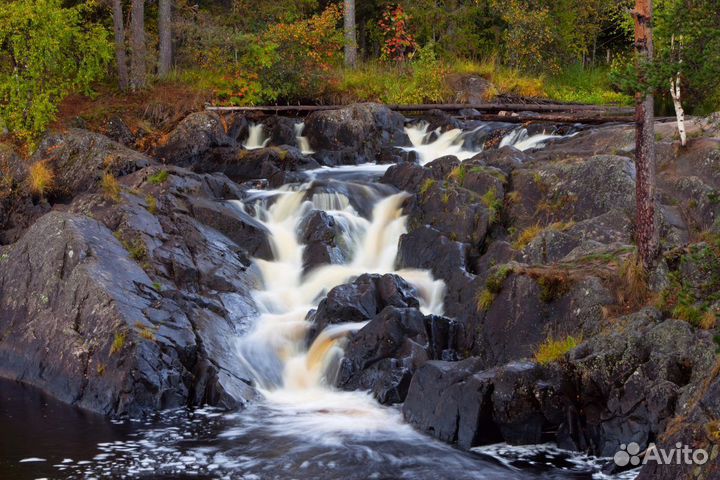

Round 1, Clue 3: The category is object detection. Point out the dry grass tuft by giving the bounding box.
[101,173,121,202]
[28,161,54,197]
[513,223,543,250]
[476,289,496,312]
[618,254,649,309]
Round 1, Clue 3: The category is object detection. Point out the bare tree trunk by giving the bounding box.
[632,0,659,269]
[111,0,129,91]
[158,0,172,77]
[670,35,686,147]
[130,0,146,90]
[343,0,357,68]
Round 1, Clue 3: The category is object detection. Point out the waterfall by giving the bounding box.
[294,122,315,155]
[244,123,270,150]
[499,127,564,151]
[403,122,481,165]
[230,180,444,436]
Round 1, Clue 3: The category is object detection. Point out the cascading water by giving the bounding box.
[403,122,481,165]
[294,122,315,155]
[499,127,565,151]
[230,179,444,437]
[243,123,271,150]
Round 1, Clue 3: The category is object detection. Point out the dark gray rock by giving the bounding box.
[336,306,459,404]
[305,103,409,163]
[31,128,152,201]
[297,210,347,272]
[155,111,233,166]
[306,273,420,344]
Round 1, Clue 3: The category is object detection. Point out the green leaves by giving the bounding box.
[0,0,112,143]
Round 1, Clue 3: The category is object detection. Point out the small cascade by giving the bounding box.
[243,123,270,150]
[403,122,482,165]
[231,179,444,433]
[294,122,315,155]
[499,127,564,151]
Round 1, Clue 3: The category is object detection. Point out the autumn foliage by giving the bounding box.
[378,5,418,62]
[260,4,344,100]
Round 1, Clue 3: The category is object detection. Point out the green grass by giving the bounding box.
[148,170,169,185]
[544,64,632,106]
[476,289,496,312]
[110,331,126,355]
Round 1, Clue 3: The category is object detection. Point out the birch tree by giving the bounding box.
[669,34,686,146]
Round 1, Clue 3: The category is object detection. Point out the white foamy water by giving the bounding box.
[243,123,270,150]
[295,121,315,155]
[403,122,481,164]
[228,180,444,438]
[499,127,566,151]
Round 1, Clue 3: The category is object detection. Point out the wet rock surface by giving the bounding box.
[1,106,720,480]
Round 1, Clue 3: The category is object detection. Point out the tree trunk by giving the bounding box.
[111,0,129,91]
[670,35,686,147]
[158,0,172,77]
[632,0,659,269]
[130,0,146,90]
[670,76,686,146]
[343,0,357,68]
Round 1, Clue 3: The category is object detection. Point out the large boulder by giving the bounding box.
[306,273,420,344]
[0,212,255,416]
[304,103,409,164]
[195,146,320,187]
[31,128,152,201]
[336,306,459,404]
[154,111,233,166]
[0,160,283,416]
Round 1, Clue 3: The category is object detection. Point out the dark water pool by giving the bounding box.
[1,378,637,480]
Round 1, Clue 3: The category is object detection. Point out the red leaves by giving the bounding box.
[379,4,417,62]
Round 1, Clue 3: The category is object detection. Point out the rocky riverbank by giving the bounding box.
[1,103,720,478]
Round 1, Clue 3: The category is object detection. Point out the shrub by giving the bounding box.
[0,0,112,142]
[28,161,54,198]
[259,4,343,102]
[534,335,580,365]
[378,4,418,62]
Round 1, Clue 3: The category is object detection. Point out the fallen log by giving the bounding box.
[457,113,634,124]
[206,103,634,115]
[456,113,677,124]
